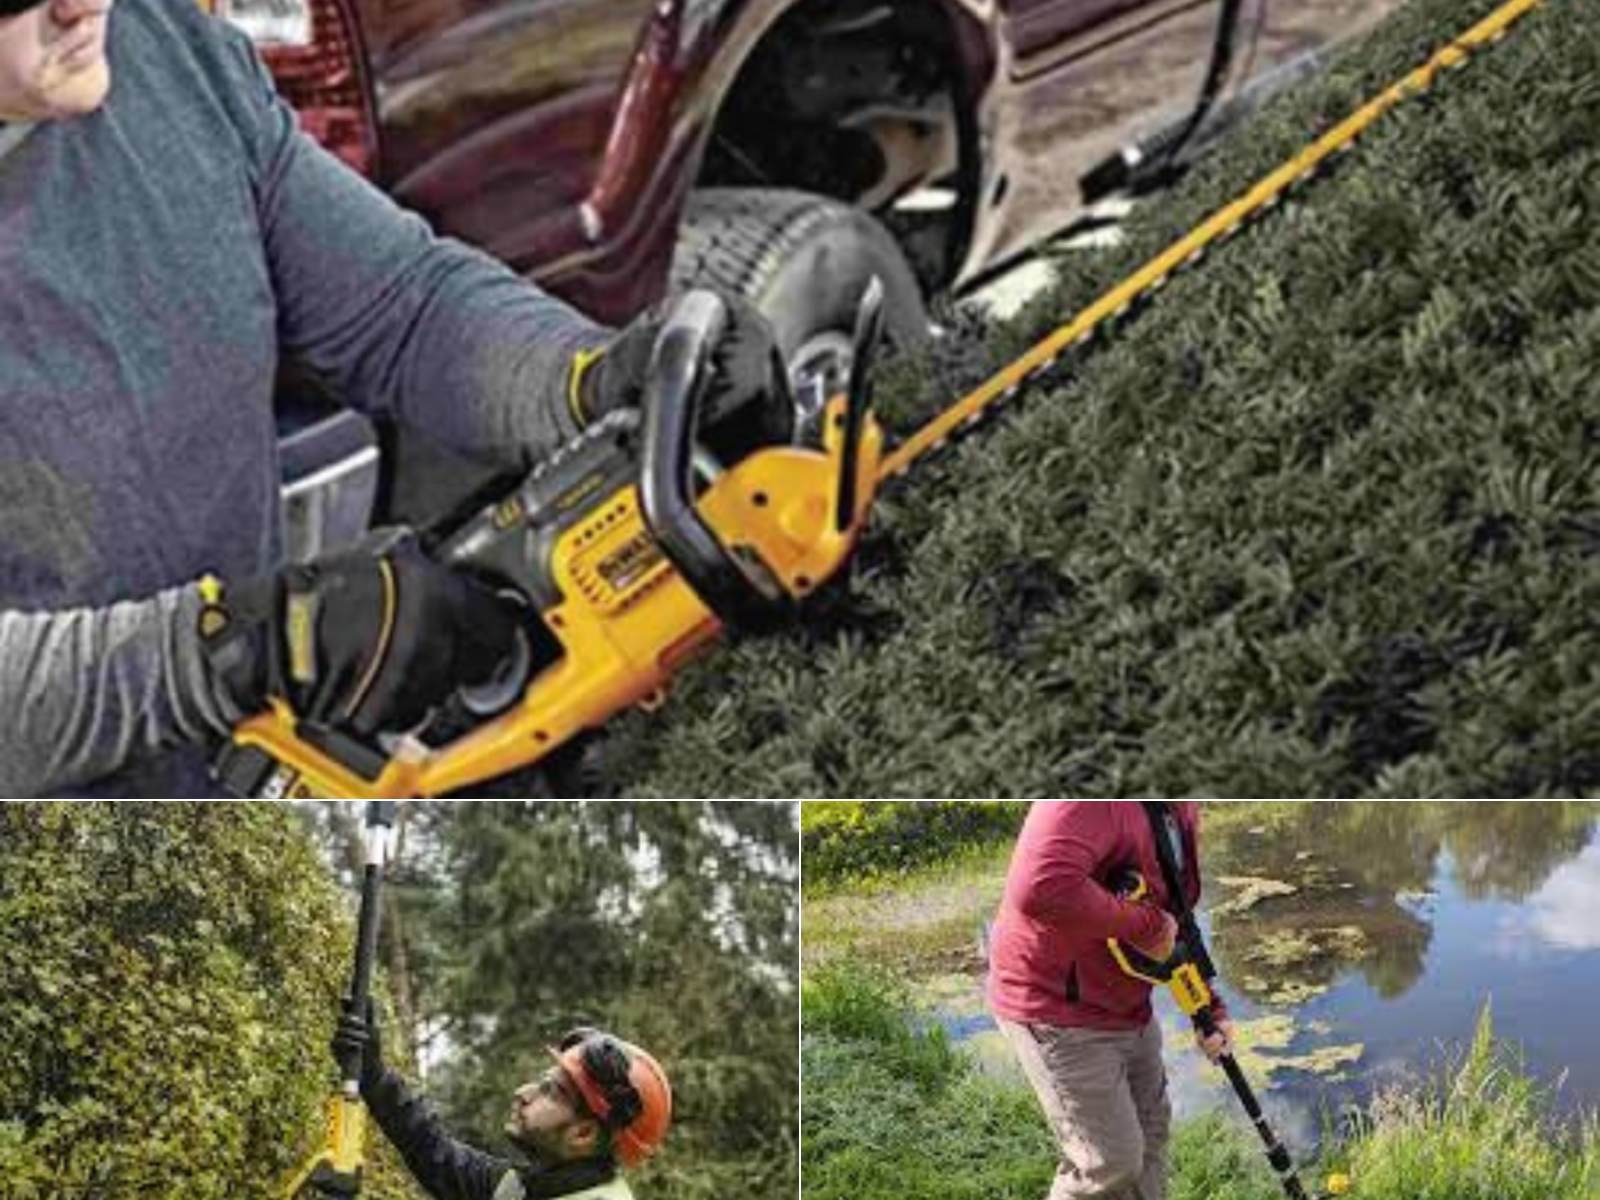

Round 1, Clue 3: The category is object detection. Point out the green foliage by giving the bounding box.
[1340,1008,1600,1200]
[801,801,1027,888]
[803,962,1599,1200]
[802,964,957,1090]
[0,803,425,1200]
[594,0,1600,797]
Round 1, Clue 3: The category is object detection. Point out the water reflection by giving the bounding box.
[908,801,1600,1126]
[1204,802,1597,1007]
[1499,840,1600,953]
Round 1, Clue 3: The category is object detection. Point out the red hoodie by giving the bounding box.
[986,801,1214,1030]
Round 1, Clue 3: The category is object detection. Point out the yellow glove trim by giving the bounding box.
[568,343,608,429]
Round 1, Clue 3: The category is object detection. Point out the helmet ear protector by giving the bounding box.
[556,1028,644,1129]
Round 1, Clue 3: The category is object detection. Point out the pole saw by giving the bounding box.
[1107,802,1349,1200]
[283,801,397,1199]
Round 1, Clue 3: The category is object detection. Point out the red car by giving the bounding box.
[223,0,1405,550]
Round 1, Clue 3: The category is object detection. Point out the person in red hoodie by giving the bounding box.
[987,802,1235,1200]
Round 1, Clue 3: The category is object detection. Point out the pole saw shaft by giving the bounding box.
[1218,1053,1308,1200]
[339,802,395,1088]
[284,802,397,1200]
[1191,1002,1310,1200]
[1119,804,1336,1200]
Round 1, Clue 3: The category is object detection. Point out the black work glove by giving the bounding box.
[571,293,796,461]
[330,998,384,1091]
[199,531,524,739]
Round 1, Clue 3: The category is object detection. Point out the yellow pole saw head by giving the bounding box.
[217,283,888,798]
[1105,868,1216,1018]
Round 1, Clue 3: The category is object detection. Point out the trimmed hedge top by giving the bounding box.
[595,0,1599,798]
[0,804,423,1200]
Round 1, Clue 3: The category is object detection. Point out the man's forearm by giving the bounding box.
[253,91,610,467]
[363,1066,506,1200]
[362,234,608,465]
[0,587,231,796]
[1017,866,1167,944]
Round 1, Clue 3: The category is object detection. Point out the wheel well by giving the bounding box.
[698,0,977,292]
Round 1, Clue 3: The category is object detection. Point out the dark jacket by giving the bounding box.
[366,1068,626,1200]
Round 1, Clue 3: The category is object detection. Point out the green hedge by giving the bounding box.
[801,801,1025,886]
[0,803,425,1200]
[592,0,1599,798]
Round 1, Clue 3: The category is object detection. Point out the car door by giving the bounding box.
[968,0,1235,275]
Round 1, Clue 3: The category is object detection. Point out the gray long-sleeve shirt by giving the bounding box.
[0,0,609,796]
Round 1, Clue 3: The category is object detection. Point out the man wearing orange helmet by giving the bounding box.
[334,1015,671,1200]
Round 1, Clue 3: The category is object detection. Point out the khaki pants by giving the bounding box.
[997,1016,1171,1200]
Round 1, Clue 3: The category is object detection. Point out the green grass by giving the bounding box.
[587,0,1600,798]
[802,967,1058,1200]
[801,842,1007,975]
[1337,1010,1600,1200]
[802,965,1599,1200]
[1337,1011,1600,1200]
[803,963,960,1091]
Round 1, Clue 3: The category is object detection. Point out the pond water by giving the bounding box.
[809,802,1600,1148]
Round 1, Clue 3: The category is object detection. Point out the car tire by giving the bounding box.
[670,187,930,435]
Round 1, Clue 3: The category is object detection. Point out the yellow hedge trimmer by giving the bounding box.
[220,0,1550,799]
[218,286,886,798]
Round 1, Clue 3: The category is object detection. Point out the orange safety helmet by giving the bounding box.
[549,1028,672,1167]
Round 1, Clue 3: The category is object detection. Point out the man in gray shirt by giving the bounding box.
[0,0,788,795]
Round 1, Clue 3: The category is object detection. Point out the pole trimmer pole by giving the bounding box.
[284,802,398,1200]
[1109,803,1350,1200]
